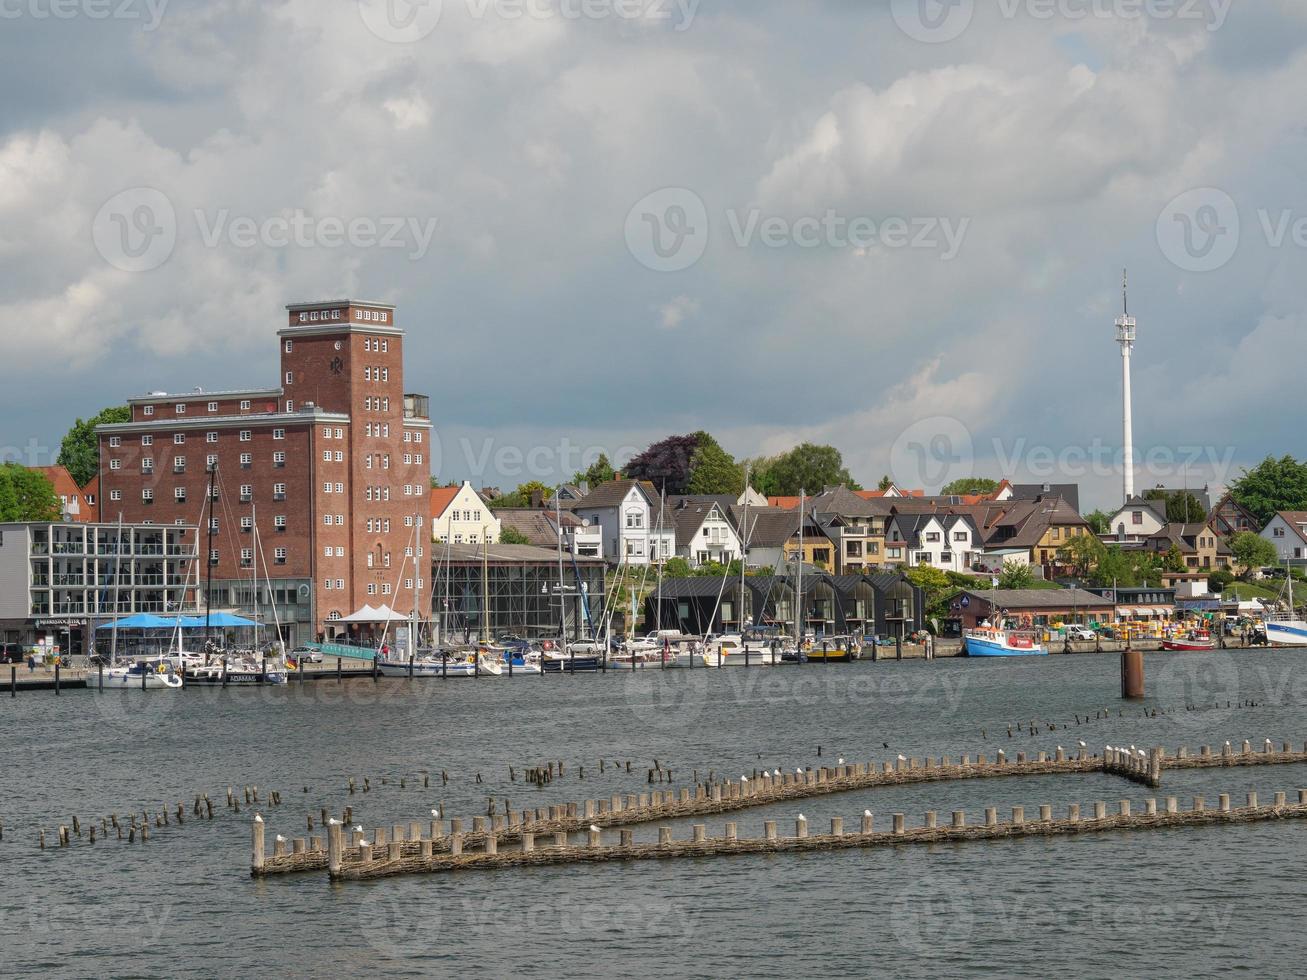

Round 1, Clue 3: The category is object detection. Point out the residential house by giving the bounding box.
[975,495,1091,575]
[670,497,742,566]
[493,508,602,558]
[572,480,676,566]
[430,482,502,546]
[1009,483,1080,512]
[1145,521,1231,571]
[553,483,589,506]
[1261,512,1307,564]
[731,506,799,572]
[807,486,890,573]
[1107,496,1169,539]
[32,466,100,523]
[1207,492,1259,538]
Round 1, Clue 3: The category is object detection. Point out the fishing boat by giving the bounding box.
[963,623,1047,657]
[1162,629,1217,652]
[1266,571,1307,647]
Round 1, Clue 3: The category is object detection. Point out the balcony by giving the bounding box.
[404,393,430,420]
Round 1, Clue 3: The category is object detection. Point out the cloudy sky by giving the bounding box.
[2,0,1304,511]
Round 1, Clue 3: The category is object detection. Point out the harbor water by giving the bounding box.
[4,648,1307,978]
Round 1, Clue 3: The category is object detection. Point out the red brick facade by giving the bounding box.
[96,300,432,637]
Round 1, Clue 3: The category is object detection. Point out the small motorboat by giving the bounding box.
[1162,630,1217,652]
[963,625,1047,657]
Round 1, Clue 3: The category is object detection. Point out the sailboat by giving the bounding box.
[94,516,183,691]
[1266,567,1307,646]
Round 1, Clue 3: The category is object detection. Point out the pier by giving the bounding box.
[248,736,1307,879]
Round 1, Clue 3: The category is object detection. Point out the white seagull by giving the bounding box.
[431,809,439,817]
[838,757,845,765]
[741,775,749,782]
[898,754,907,762]
[589,824,600,833]
[1078,740,1087,748]
[773,768,781,777]
[864,809,872,817]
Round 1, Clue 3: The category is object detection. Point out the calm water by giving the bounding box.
[4,649,1307,978]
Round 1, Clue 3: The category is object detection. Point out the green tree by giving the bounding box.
[1144,488,1208,523]
[489,481,553,510]
[767,443,860,496]
[1229,531,1277,579]
[662,557,692,579]
[1091,545,1137,588]
[877,474,894,491]
[1083,509,1113,535]
[686,432,745,495]
[905,565,954,619]
[573,453,615,488]
[998,560,1034,590]
[0,464,60,521]
[57,406,130,486]
[1208,569,1235,593]
[941,478,999,496]
[1229,455,1307,527]
[1162,545,1187,574]
[742,456,780,497]
[1058,534,1106,578]
[498,526,531,545]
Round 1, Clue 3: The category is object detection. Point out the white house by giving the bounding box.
[1261,512,1307,563]
[1108,497,1168,539]
[572,480,676,566]
[672,499,742,566]
[888,513,977,573]
[430,481,502,545]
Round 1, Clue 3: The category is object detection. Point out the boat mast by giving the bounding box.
[556,488,567,645]
[655,485,664,635]
[203,463,217,658]
[109,512,123,667]
[251,502,260,651]
[481,528,490,644]
[796,489,804,646]
[740,465,750,634]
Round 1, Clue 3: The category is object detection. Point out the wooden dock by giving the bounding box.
[249,737,1307,879]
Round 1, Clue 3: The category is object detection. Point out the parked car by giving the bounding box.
[1096,626,1119,640]
[1,643,24,664]
[292,646,323,664]
[1064,625,1096,641]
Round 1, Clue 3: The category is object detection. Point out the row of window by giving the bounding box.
[322,578,424,593]
[110,429,285,448]
[208,548,287,565]
[363,397,389,412]
[363,366,390,383]
[206,515,289,531]
[142,398,259,417]
[113,483,290,504]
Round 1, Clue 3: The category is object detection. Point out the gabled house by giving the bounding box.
[1261,512,1307,563]
[731,506,798,571]
[430,481,502,546]
[670,497,742,566]
[1207,492,1259,538]
[1108,496,1169,539]
[32,466,100,523]
[572,480,676,566]
[1145,521,1231,571]
[975,495,1091,574]
[494,508,602,558]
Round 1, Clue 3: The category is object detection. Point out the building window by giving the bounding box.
[273,483,286,500]
[240,453,252,468]
[211,517,221,531]
[335,515,344,526]
[141,434,153,446]
[239,430,251,442]
[334,428,343,439]
[284,372,293,385]
[143,405,154,416]
[334,482,343,494]
[109,458,122,470]
[334,451,343,463]
[175,487,187,502]
[324,515,333,526]
[207,401,218,412]
[209,549,219,565]
[273,452,285,468]
[240,400,251,410]
[109,435,121,448]
[110,489,122,501]
[175,403,185,414]
[241,548,252,567]
[324,578,332,590]
[274,547,286,564]
[323,483,333,494]
[381,339,388,353]
[367,584,377,596]
[285,400,293,412]
[174,433,185,444]
[240,485,252,501]
[141,489,153,502]
[206,454,218,468]
[335,579,344,590]
[284,340,293,353]
[173,457,186,473]
[275,515,286,531]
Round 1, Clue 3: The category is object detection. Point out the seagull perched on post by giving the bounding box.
[431,809,439,818]
[898,754,907,762]
[1078,740,1086,748]
[838,757,845,765]
[773,768,781,777]
[741,775,749,782]
[864,809,872,817]
[589,824,600,833]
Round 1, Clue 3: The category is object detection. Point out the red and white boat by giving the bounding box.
[1162,629,1217,652]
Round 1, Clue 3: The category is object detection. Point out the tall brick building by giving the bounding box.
[96,300,432,643]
